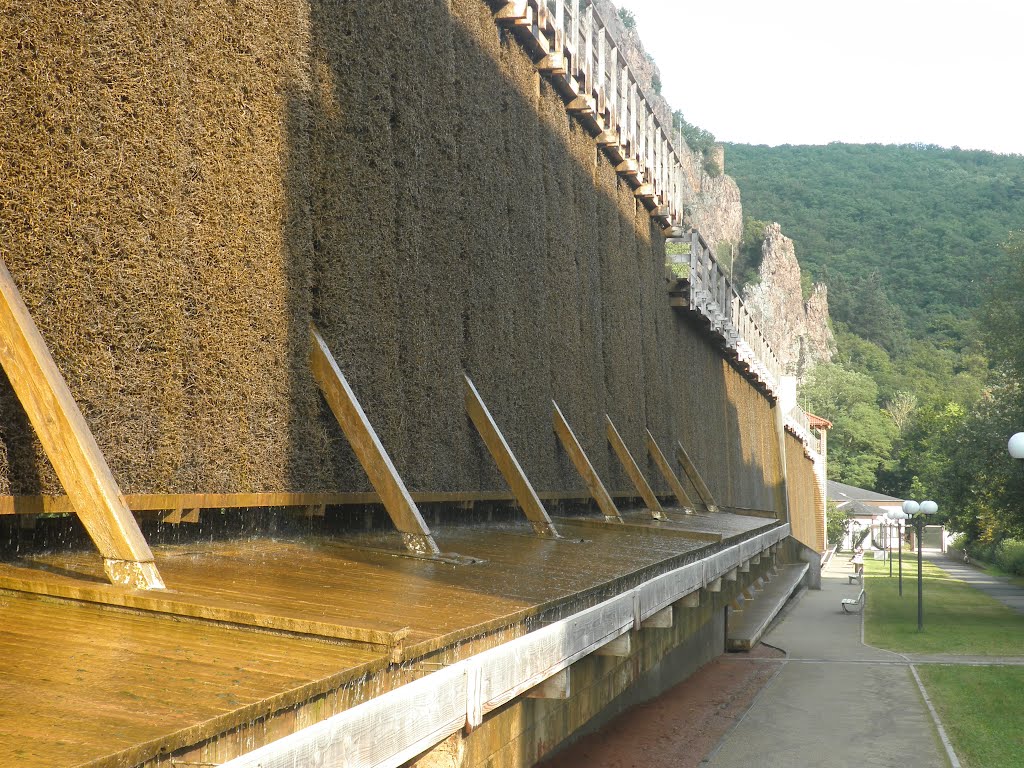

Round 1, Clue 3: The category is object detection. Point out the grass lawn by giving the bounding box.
[862,558,1024,655]
[916,665,1024,768]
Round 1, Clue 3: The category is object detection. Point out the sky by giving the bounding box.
[620,0,1024,155]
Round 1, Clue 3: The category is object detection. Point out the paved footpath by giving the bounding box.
[924,549,1024,615]
[704,555,955,768]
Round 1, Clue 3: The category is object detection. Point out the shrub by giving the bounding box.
[995,539,1024,576]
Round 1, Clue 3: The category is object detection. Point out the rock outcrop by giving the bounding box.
[689,158,743,260]
[742,223,835,377]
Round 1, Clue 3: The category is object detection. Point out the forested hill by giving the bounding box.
[723,142,1024,351]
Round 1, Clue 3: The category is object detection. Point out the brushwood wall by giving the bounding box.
[786,433,824,551]
[0,0,782,510]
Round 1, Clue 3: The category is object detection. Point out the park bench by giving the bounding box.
[847,572,862,585]
[841,589,865,613]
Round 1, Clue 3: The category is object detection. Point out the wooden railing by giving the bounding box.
[786,405,822,457]
[670,231,783,395]
[491,0,690,230]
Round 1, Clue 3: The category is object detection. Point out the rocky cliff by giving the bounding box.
[602,1,829,376]
[742,223,836,377]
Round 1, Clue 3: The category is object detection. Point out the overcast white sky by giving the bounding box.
[620,0,1024,155]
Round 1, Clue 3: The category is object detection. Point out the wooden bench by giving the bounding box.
[841,589,865,613]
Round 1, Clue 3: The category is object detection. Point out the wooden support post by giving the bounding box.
[646,430,695,512]
[740,560,751,573]
[583,3,593,94]
[605,416,665,520]
[0,259,163,589]
[526,668,571,700]
[771,400,791,521]
[708,577,723,593]
[681,591,700,608]
[725,567,738,582]
[675,441,719,512]
[595,633,631,657]
[464,375,559,538]
[552,402,622,522]
[641,606,673,629]
[751,554,761,565]
[310,327,440,556]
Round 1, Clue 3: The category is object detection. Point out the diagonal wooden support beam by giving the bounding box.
[675,440,719,512]
[464,375,558,538]
[310,327,439,556]
[605,415,665,520]
[0,260,163,589]
[646,430,695,513]
[552,402,622,523]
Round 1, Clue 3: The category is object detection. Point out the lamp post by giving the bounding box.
[903,499,938,632]
[888,509,907,595]
[884,515,893,576]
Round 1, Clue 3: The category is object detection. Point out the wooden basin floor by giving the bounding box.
[0,510,776,768]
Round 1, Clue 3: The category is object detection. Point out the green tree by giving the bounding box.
[826,502,850,549]
[801,363,897,487]
[673,111,720,177]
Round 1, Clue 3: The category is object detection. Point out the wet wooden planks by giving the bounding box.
[0,591,382,768]
[0,519,718,659]
[0,516,776,767]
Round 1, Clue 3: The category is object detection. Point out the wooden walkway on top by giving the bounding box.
[0,512,776,768]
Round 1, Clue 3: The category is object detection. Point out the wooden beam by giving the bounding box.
[525,668,571,700]
[160,507,200,525]
[464,375,559,538]
[681,591,700,608]
[641,606,673,629]
[309,327,439,556]
[707,577,723,593]
[725,568,738,582]
[595,633,631,657]
[675,441,719,512]
[552,402,621,522]
[605,416,665,520]
[646,430,695,512]
[0,259,163,589]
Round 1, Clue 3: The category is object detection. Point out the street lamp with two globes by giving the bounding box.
[902,499,938,632]
[887,508,908,595]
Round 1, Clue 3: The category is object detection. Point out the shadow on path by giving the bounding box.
[704,556,952,768]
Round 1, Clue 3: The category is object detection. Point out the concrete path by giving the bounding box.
[924,549,1024,614]
[704,556,953,768]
